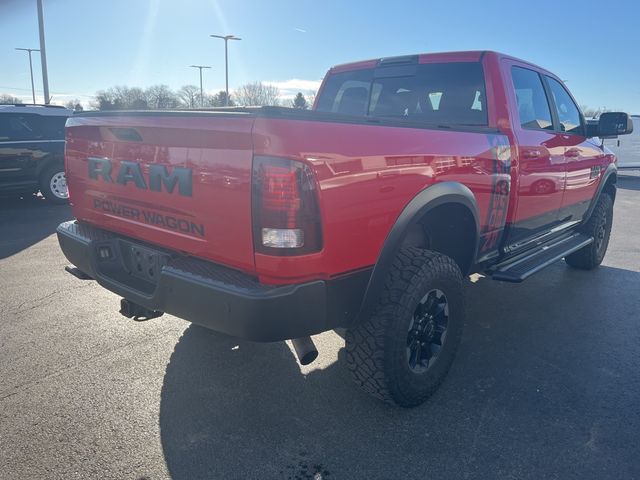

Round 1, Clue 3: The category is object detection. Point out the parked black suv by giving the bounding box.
[0,104,72,204]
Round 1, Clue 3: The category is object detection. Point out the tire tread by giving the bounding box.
[565,194,613,270]
[345,247,464,406]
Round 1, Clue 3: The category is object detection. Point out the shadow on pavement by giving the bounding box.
[0,195,72,259]
[617,174,640,191]
[159,264,640,479]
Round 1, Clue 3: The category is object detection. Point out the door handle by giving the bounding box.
[522,150,541,159]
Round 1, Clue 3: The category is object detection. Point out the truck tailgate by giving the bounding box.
[65,112,256,272]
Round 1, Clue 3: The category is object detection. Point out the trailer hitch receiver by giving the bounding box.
[119,298,164,321]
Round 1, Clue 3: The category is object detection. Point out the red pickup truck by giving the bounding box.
[57,51,633,406]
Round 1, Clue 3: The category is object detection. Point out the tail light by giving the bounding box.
[252,156,322,255]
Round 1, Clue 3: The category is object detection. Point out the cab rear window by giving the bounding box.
[316,62,488,126]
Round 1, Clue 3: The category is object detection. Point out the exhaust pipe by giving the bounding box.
[291,336,318,365]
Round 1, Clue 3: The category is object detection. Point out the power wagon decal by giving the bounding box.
[92,198,205,238]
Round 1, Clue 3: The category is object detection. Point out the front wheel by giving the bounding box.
[345,248,464,407]
[39,164,69,204]
[565,194,613,270]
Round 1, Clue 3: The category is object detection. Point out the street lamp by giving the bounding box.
[15,48,40,104]
[190,65,212,107]
[210,34,241,106]
[36,0,50,104]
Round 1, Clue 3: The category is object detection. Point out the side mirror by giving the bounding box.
[592,112,634,138]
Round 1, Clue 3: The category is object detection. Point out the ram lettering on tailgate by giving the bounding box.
[87,157,192,196]
[87,157,204,238]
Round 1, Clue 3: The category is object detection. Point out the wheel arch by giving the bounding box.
[36,152,65,179]
[583,163,617,223]
[354,181,480,325]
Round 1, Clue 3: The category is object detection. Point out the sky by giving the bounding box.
[1,0,639,112]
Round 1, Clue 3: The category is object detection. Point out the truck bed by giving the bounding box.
[66,107,508,282]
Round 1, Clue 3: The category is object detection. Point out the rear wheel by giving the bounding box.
[345,248,464,407]
[39,164,69,204]
[565,194,613,270]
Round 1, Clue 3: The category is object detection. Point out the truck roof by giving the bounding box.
[328,50,552,76]
[0,104,73,116]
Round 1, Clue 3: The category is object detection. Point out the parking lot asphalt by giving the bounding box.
[1,173,639,480]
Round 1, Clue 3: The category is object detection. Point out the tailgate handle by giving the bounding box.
[109,128,143,142]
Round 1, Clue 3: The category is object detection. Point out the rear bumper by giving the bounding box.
[56,220,370,341]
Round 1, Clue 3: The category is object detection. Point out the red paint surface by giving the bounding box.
[64,52,613,285]
[65,115,256,272]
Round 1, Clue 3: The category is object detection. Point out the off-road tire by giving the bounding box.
[39,164,69,204]
[345,247,464,407]
[565,194,613,270]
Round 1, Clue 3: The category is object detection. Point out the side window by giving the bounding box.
[511,66,553,131]
[546,77,583,135]
[40,116,68,139]
[0,114,43,141]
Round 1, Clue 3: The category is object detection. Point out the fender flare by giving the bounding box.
[583,163,617,222]
[354,181,480,325]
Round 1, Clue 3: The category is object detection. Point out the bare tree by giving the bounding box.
[92,89,121,110]
[90,84,237,111]
[178,85,201,109]
[92,86,148,110]
[0,93,22,104]
[145,85,179,109]
[64,99,84,111]
[305,92,316,108]
[581,105,611,119]
[119,87,147,108]
[204,90,235,107]
[234,82,280,106]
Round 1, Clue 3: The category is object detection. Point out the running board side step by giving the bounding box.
[490,233,593,282]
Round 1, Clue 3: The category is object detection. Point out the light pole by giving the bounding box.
[210,34,241,106]
[190,65,211,107]
[36,0,50,104]
[15,48,40,104]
